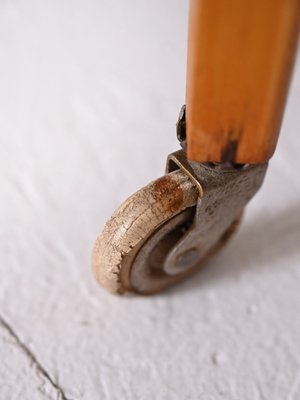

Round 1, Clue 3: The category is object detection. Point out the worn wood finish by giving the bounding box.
[93,170,198,294]
[186,0,300,164]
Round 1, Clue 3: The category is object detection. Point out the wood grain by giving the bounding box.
[186,0,300,164]
[93,170,198,294]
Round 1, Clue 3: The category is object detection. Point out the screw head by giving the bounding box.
[175,248,199,269]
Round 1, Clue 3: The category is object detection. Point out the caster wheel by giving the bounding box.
[92,149,267,295]
[92,169,198,294]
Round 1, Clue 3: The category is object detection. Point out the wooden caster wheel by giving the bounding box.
[92,149,267,295]
[92,169,198,294]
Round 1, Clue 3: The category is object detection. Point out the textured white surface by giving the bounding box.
[1,1,300,399]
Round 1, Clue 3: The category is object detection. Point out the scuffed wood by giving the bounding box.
[186,0,300,164]
[92,170,198,294]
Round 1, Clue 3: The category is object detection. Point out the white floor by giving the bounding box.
[1,1,300,399]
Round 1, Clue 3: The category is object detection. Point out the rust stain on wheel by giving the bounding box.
[92,170,198,294]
